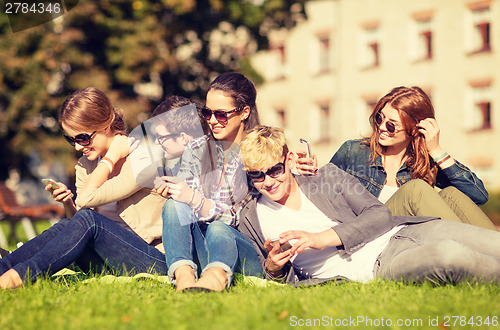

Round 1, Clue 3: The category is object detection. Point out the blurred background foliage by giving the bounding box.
[0,0,306,182]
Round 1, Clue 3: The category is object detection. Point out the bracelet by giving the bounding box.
[102,157,115,167]
[99,157,114,172]
[432,152,448,163]
[436,154,451,166]
[188,190,196,206]
[193,195,205,213]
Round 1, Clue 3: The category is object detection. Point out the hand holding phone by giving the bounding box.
[299,138,311,158]
[296,138,318,175]
[42,179,74,205]
[42,178,60,190]
[271,238,292,252]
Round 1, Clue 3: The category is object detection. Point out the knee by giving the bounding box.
[73,209,97,223]
[438,186,463,201]
[397,179,437,203]
[162,199,177,218]
[74,208,94,218]
[162,199,191,225]
[71,208,99,228]
[424,240,468,269]
[205,222,232,240]
[400,179,432,194]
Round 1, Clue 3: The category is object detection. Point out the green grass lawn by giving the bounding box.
[1,274,499,330]
[2,220,500,329]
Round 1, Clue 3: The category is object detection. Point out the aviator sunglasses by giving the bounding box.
[64,131,97,146]
[201,106,243,123]
[247,162,286,183]
[375,112,403,134]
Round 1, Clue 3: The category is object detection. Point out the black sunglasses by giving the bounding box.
[201,106,243,123]
[247,162,286,183]
[375,112,402,134]
[156,133,180,144]
[64,131,97,146]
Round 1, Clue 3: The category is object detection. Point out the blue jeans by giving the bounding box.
[162,199,262,286]
[0,209,167,282]
[374,220,500,284]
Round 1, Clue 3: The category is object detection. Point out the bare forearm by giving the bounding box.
[63,201,77,218]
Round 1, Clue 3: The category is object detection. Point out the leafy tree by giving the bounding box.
[0,0,306,181]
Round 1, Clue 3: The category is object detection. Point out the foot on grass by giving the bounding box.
[174,265,197,292]
[194,266,227,292]
[0,269,23,289]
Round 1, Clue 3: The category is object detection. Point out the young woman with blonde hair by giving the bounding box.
[0,87,167,289]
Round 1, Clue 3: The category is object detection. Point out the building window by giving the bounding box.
[466,3,491,54]
[360,25,380,68]
[467,84,492,131]
[475,101,491,129]
[473,8,491,52]
[410,11,434,61]
[319,36,331,73]
[269,43,286,80]
[310,33,333,75]
[276,108,286,128]
[307,102,331,142]
[417,19,432,60]
[319,104,331,141]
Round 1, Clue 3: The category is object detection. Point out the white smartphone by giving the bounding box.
[299,138,311,158]
[41,178,60,190]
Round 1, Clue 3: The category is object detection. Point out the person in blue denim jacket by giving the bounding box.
[330,86,497,231]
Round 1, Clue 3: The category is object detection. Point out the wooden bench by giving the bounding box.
[0,182,65,247]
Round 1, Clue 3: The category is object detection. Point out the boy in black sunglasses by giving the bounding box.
[237,125,500,286]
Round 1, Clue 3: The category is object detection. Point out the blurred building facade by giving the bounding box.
[252,0,500,190]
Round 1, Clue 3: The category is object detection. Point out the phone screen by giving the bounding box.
[272,239,292,252]
[42,179,59,190]
[299,138,311,158]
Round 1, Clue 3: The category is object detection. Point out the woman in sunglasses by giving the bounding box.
[1,87,167,289]
[329,86,496,230]
[155,72,263,292]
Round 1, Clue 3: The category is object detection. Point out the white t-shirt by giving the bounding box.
[378,185,399,204]
[256,190,402,282]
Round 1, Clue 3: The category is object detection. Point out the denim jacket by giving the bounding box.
[329,139,488,205]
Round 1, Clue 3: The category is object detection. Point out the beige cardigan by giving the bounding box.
[74,154,165,253]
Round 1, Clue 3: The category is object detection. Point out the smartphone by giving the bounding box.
[271,239,292,252]
[41,178,60,190]
[299,138,311,158]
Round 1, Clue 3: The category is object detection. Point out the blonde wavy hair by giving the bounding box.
[240,125,289,170]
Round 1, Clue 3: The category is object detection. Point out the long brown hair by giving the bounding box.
[59,87,127,135]
[200,73,261,202]
[207,72,260,130]
[365,86,437,186]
